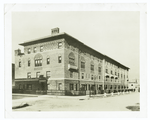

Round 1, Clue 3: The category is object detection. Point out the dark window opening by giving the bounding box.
[47,58,50,64]
[58,56,62,63]
[19,61,21,67]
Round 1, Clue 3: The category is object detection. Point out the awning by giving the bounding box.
[111,75,114,78]
[39,80,47,83]
[68,64,78,71]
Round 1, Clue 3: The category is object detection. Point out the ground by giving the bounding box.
[12,92,140,111]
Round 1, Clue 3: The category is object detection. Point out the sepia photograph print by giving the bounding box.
[4,2,147,118]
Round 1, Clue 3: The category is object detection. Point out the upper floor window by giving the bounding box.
[36,72,40,78]
[69,52,75,65]
[27,72,31,78]
[91,75,94,80]
[99,76,101,80]
[111,70,113,75]
[28,48,31,54]
[34,53,43,67]
[47,58,50,64]
[115,72,117,75]
[98,67,101,73]
[28,59,30,67]
[40,46,43,52]
[70,71,73,78]
[33,47,37,53]
[19,61,21,67]
[35,59,42,66]
[106,69,108,73]
[118,73,119,77]
[58,56,62,63]
[58,42,63,49]
[91,64,94,71]
[46,71,51,79]
[81,62,85,69]
[81,73,84,79]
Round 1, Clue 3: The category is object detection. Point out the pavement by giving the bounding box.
[12,91,136,110]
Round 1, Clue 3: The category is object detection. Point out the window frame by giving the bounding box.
[19,61,21,67]
[33,47,37,53]
[58,56,62,63]
[28,48,31,54]
[27,72,31,78]
[58,42,63,49]
[46,71,51,79]
[36,72,40,78]
[40,46,43,52]
[47,58,50,64]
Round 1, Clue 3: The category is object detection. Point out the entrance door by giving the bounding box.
[41,82,45,90]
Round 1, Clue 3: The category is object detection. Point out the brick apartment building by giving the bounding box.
[13,28,129,95]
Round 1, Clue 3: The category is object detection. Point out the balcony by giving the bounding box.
[68,64,78,71]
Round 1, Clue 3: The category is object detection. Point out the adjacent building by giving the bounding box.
[14,28,130,95]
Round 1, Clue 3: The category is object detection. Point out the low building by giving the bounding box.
[13,28,130,95]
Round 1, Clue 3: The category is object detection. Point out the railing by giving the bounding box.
[12,89,135,95]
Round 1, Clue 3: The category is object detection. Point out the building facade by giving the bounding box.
[14,28,129,95]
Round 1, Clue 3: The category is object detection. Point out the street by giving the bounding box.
[12,92,140,111]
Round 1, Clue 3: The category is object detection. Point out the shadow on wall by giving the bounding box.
[126,103,140,111]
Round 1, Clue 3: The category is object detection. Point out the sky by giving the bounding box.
[12,11,140,80]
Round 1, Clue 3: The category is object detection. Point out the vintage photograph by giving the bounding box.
[4,3,147,117]
[11,10,140,111]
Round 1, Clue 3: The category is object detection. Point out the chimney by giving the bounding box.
[51,27,59,35]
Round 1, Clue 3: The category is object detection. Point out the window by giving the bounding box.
[110,85,112,89]
[19,84,22,89]
[91,64,94,71]
[58,56,62,63]
[28,48,31,54]
[46,71,50,79]
[36,72,40,78]
[91,75,94,80]
[70,71,73,78]
[81,73,84,79]
[99,76,101,80]
[111,70,113,75]
[58,83,62,90]
[98,67,101,73]
[115,72,117,75]
[28,60,30,66]
[27,72,31,78]
[33,47,37,53]
[19,61,21,67]
[47,58,50,64]
[35,59,42,66]
[69,52,75,65]
[27,84,32,90]
[40,46,43,52]
[81,62,85,69]
[131,84,133,86]
[106,69,108,73]
[118,73,119,77]
[70,84,74,90]
[58,42,63,49]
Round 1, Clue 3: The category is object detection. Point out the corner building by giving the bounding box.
[14,28,129,95]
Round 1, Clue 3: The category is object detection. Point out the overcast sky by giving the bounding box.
[12,11,140,80]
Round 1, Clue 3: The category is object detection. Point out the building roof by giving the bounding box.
[19,32,129,70]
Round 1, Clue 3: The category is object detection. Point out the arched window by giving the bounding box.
[34,53,43,67]
[68,52,75,65]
